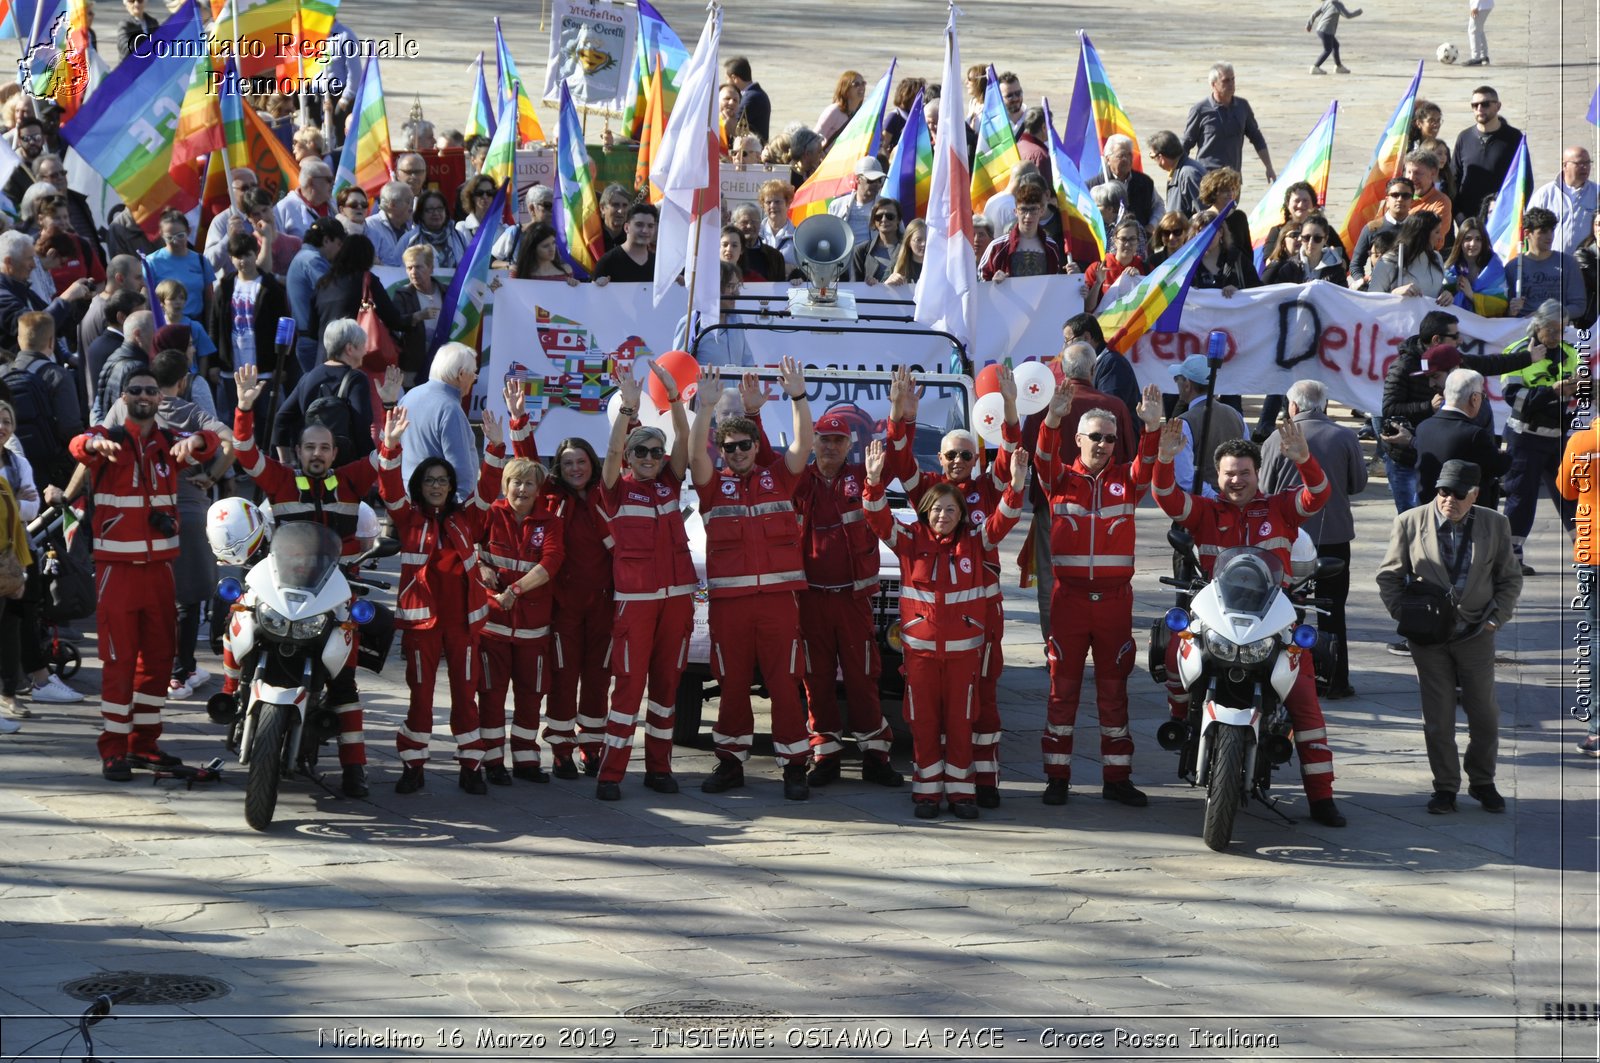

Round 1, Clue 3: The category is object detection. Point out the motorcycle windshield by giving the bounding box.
[267,522,343,595]
[1211,548,1284,619]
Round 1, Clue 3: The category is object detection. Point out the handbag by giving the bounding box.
[357,274,400,373]
[0,550,24,600]
[1395,580,1457,646]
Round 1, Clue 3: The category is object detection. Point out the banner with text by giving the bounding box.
[541,0,636,113]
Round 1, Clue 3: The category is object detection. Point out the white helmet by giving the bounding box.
[1290,528,1318,583]
[206,497,270,564]
[356,501,380,542]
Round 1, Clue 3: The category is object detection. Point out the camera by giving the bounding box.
[148,511,177,536]
[1381,418,1407,436]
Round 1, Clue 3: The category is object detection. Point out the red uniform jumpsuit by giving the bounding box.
[596,468,696,784]
[862,479,1023,807]
[884,415,1019,791]
[231,406,378,767]
[1034,422,1159,784]
[479,489,566,772]
[696,459,810,768]
[377,440,500,770]
[547,481,614,771]
[792,462,893,766]
[1152,454,1337,800]
[71,421,219,764]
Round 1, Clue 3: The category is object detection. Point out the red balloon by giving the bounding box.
[646,350,700,412]
[975,362,1002,397]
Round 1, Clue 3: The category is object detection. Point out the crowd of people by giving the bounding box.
[0,5,1583,819]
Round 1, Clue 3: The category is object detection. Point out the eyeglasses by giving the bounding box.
[1081,432,1117,444]
[1436,486,1468,500]
[631,445,666,459]
[124,385,160,397]
[421,476,452,487]
[1015,205,1042,215]
[943,449,975,462]
[1443,331,1462,340]
[1470,100,1496,109]
[721,439,755,453]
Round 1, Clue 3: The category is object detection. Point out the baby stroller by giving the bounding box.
[27,503,92,679]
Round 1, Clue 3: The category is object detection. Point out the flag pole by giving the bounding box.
[680,44,720,342]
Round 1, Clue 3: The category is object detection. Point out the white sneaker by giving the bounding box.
[0,715,19,733]
[168,676,194,700]
[31,676,83,704]
[184,667,212,692]
[1310,64,1327,75]
[1,697,30,718]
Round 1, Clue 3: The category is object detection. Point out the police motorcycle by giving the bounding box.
[1148,527,1343,852]
[204,498,398,831]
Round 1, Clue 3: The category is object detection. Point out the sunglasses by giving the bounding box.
[1470,100,1496,109]
[125,385,160,397]
[1387,192,1411,199]
[943,449,975,462]
[1081,432,1117,444]
[873,213,898,222]
[474,188,494,198]
[1436,486,1469,500]
[1300,232,1325,242]
[721,439,755,453]
[631,445,666,460]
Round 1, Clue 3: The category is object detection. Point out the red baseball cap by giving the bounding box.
[814,413,853,437]
[1414,343,1463,376]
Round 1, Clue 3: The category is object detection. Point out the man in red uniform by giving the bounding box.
[72,369,220,779]
[884,365,1019,807]
[691,358,815,800]
[1152,416,1347,828]
[1034,378,1164,807]
[232,363,401,797]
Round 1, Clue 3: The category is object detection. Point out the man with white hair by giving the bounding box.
[274,159,335,238]
[491,185,557,267]
[1260,378,1368,699]
[1087,134,1162,234]
[270,317,385,460]
[366,181,417,267]
[1181,62,1276,181]
[0,229,92,353]
[398,341,479,502]
[1411,368,1506,507]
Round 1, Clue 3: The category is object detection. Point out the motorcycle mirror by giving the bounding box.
[1314,556,1345,581]
[370,537,401,560]
[1167,526,1195,555]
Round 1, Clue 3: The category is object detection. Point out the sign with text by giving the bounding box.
[541,0,636,113]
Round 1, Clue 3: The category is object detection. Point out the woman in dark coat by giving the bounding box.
[310,233,404,362]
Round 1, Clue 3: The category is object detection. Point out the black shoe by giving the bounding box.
[1324,684,1357,701]
[782,763,810,801]
[913,800,939,819]
[861,756,904,787]
[1468,783,1506,812]
[1103,780,1149,807]
[643,771,679,794]
[102,756,133,782]
[701,760,745,793]
[458,765,487,795]
[806,758,841,787]
[394,764,425,794]
[342,765,369,798]
[1042,779,1070,805]
[484,763,514,786]
[1308,797,1346,827]
[1387,640,1411,657]
[975,784,1001,808]
[552,756,579,780]
[512,764,549,783]
[129,749,184,770]
[1519,562,1536,577]
[948,800,979,820]
[596,780,621,801]
[1464,56,1488,66]
[1426,790,1456,814]
[582,754,600,777]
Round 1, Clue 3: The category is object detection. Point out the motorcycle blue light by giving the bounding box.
[1164,608,1190,632]
[350,599,376,625]
[1292,624,1318,649]
[217,577,243,603]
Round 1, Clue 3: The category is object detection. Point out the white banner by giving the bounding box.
[541,0,636,113]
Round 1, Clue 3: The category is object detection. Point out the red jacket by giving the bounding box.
[862,479,1023,655]
[793,462,880,595]
[598,469,695,601]
[1035,423,1159,583]
[71,420,219,564]
[479,493,566,640]
[693,459,805,599]
[234,406,378,553]
[377,440,502,631]
[1152,454,1329,579]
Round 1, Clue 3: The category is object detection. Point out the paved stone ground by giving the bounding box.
[1,2,1596,1060]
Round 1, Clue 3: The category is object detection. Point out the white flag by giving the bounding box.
[913,5,977,358]
[649,4,722,331]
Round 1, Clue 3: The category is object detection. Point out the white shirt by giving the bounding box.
[1528,177,1599,256]
[827,194,877,247]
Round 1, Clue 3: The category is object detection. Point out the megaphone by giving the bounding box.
[788,214,858,320]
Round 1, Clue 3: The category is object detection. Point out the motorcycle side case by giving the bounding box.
[1147,618,1171,683]
[1269,644,1308,701]
[228,601,257,661]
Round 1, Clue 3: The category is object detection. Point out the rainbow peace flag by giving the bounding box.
[333,56,391,200]
[1064,31,1139,179]
[296,0,340,80]
[60,0,204,238]
[1339,61,1421,253]
[434,183,508,352]
[466,52,497,143]
[622,0,687,140]
[970,65,1021,213]
[171,44,222,169]
[1484,134,1530,264]
[884,89,932,220]
[634,57,665,202]
[208,0,298,79]
[1042,97,1106,267]
[495,17,546,146]
[1246,100,1337,270]
[481,89,518,203]
[1099,203,1233,354]
[1454,253,1509,317]
[789,59,894,225]
[216,57,251,168]
[554,82,604,280]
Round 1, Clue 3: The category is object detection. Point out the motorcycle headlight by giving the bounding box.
[1236,635,1278,664]
[1201,627,1237,662]
[256,603,290,637]
[289,615,330,641]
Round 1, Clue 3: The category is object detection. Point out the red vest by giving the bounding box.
[71,421,219,564]
[480,495,566,640]
[378,445,496,631]
[1037,425,1158,583]
[794,462,880,595]
[600,470,695,600]
[695,461,805,599]
[552,485,614,609]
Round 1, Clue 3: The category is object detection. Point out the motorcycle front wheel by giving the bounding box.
[244,703,291,832]
[1202,724,1250,853]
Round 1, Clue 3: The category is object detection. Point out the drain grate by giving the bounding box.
[622,999,785,1031]
[62,972,231,1005]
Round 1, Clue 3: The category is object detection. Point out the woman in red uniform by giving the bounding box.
[546,434,614,778]
[862,439,1029,820]
[594,364,692,801]
[376,406,501,795]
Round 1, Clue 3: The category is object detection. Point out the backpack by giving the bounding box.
[2,362,67,486]
[304,369,366,461]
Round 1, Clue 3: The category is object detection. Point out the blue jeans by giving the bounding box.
[1384,453,1419,512]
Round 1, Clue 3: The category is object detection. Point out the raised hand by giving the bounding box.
[1278,415,1310,463]
[1136,382,1164,429]
[81,435,121,461]
[377,365,404,406]
[617,371,642,411]
[997,364,1017,405]
[698,364,722,407]
[648,359,680,403]
[1009,448,1030,492]
[738,370,768,415]
[169,434,207,464]
[503,378,525,420]
[381,405,409,450]
[777,355,806,399]
[234,364,264,411]
[864,438,886,484]
[481,407,503,448]
[1047,376,1077,420]
[1157,418,1185,463]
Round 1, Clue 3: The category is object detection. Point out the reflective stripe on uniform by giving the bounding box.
[1051,553,1134,569]
[900,632,983,653]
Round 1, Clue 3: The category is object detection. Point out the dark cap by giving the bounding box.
[1436,459,1481,494]
[153,323,192,353]
[1414,343,1463,376]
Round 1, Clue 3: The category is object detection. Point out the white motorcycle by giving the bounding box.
[1152,528,1341,852]
[213,522,396,831]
